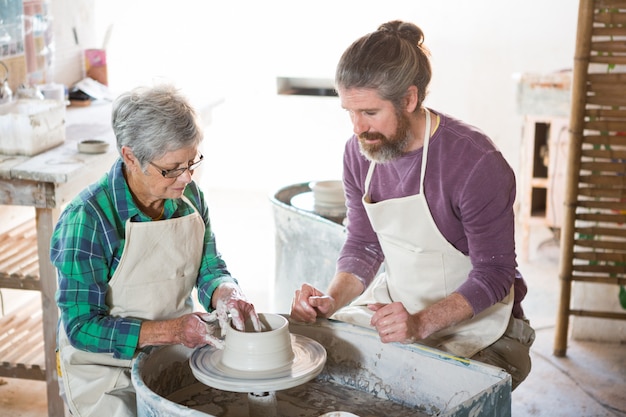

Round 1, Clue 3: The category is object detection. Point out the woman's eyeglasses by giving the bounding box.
[150,154,204,178]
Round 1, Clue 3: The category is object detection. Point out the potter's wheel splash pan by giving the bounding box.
[190,333,326,393]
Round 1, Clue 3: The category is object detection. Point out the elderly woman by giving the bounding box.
[50,84,260,416]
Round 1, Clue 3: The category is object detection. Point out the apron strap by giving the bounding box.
[364,161,376,203]
[420,108,431,192]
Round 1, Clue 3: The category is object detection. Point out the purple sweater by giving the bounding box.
[337,109,527,319]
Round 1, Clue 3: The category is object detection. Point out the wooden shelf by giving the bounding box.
[0,295,46,380]
[518,116,569,261]
[0,219,41,290]
[0,219,45,381]
[530,177,549,188]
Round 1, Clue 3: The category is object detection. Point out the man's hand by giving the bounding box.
[290,283,336,323]
[369,302,419,344]
[291,273,366,323]
[368,292,474,344]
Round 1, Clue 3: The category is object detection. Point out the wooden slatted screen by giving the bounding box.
[554,0,626,356]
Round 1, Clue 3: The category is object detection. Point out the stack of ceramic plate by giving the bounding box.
[310,180,346,220]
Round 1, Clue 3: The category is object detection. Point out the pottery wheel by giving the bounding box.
[190,334,326,393]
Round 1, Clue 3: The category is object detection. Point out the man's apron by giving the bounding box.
[58,196,205,417]
[332,110,513,358]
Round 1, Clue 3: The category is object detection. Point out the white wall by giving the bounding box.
[47,1,626,340]
[52,0,579,192]
[48,0,98,87]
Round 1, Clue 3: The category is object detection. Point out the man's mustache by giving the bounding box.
[359,132,385,141]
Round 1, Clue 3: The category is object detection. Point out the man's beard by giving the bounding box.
[357,110,413,163]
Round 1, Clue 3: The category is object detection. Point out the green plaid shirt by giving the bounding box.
[50,158,236,360]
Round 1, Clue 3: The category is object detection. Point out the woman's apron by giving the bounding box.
[331,110,513,358]
[58,196,205,417]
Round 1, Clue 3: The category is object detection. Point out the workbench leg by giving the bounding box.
[36,208,66,417]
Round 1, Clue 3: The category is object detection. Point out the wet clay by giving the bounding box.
[151,361,426,417]
[166,380,426,417]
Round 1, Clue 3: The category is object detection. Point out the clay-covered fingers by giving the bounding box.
[177,313,223,349]
[198,312,225,349]
[203,333,225,350]
[307,295,334,317]
[290,283,331,323]
[212,283,260,334]
[228,298,261,332]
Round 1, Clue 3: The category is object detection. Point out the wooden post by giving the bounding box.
[553,0,594,357]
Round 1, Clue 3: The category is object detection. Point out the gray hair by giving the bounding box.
[111,84,203,169]
[335,20,431,113]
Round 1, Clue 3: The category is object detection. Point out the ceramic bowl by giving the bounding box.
[221,313,295,372]
[77,139,109,154]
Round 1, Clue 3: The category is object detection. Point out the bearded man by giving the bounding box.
[290,20,535,391]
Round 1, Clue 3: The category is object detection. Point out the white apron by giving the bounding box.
[332,110,513,358]
[58,196,205,417]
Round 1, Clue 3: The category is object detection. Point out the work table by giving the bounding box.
[0,101,116,185]
[0,101,116,417]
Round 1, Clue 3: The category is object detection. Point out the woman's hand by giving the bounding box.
[212,282,261,333]
[138,312,224,350]
[177,312,225,349]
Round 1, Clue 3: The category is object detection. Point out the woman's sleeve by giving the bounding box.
[52,207,142,360]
